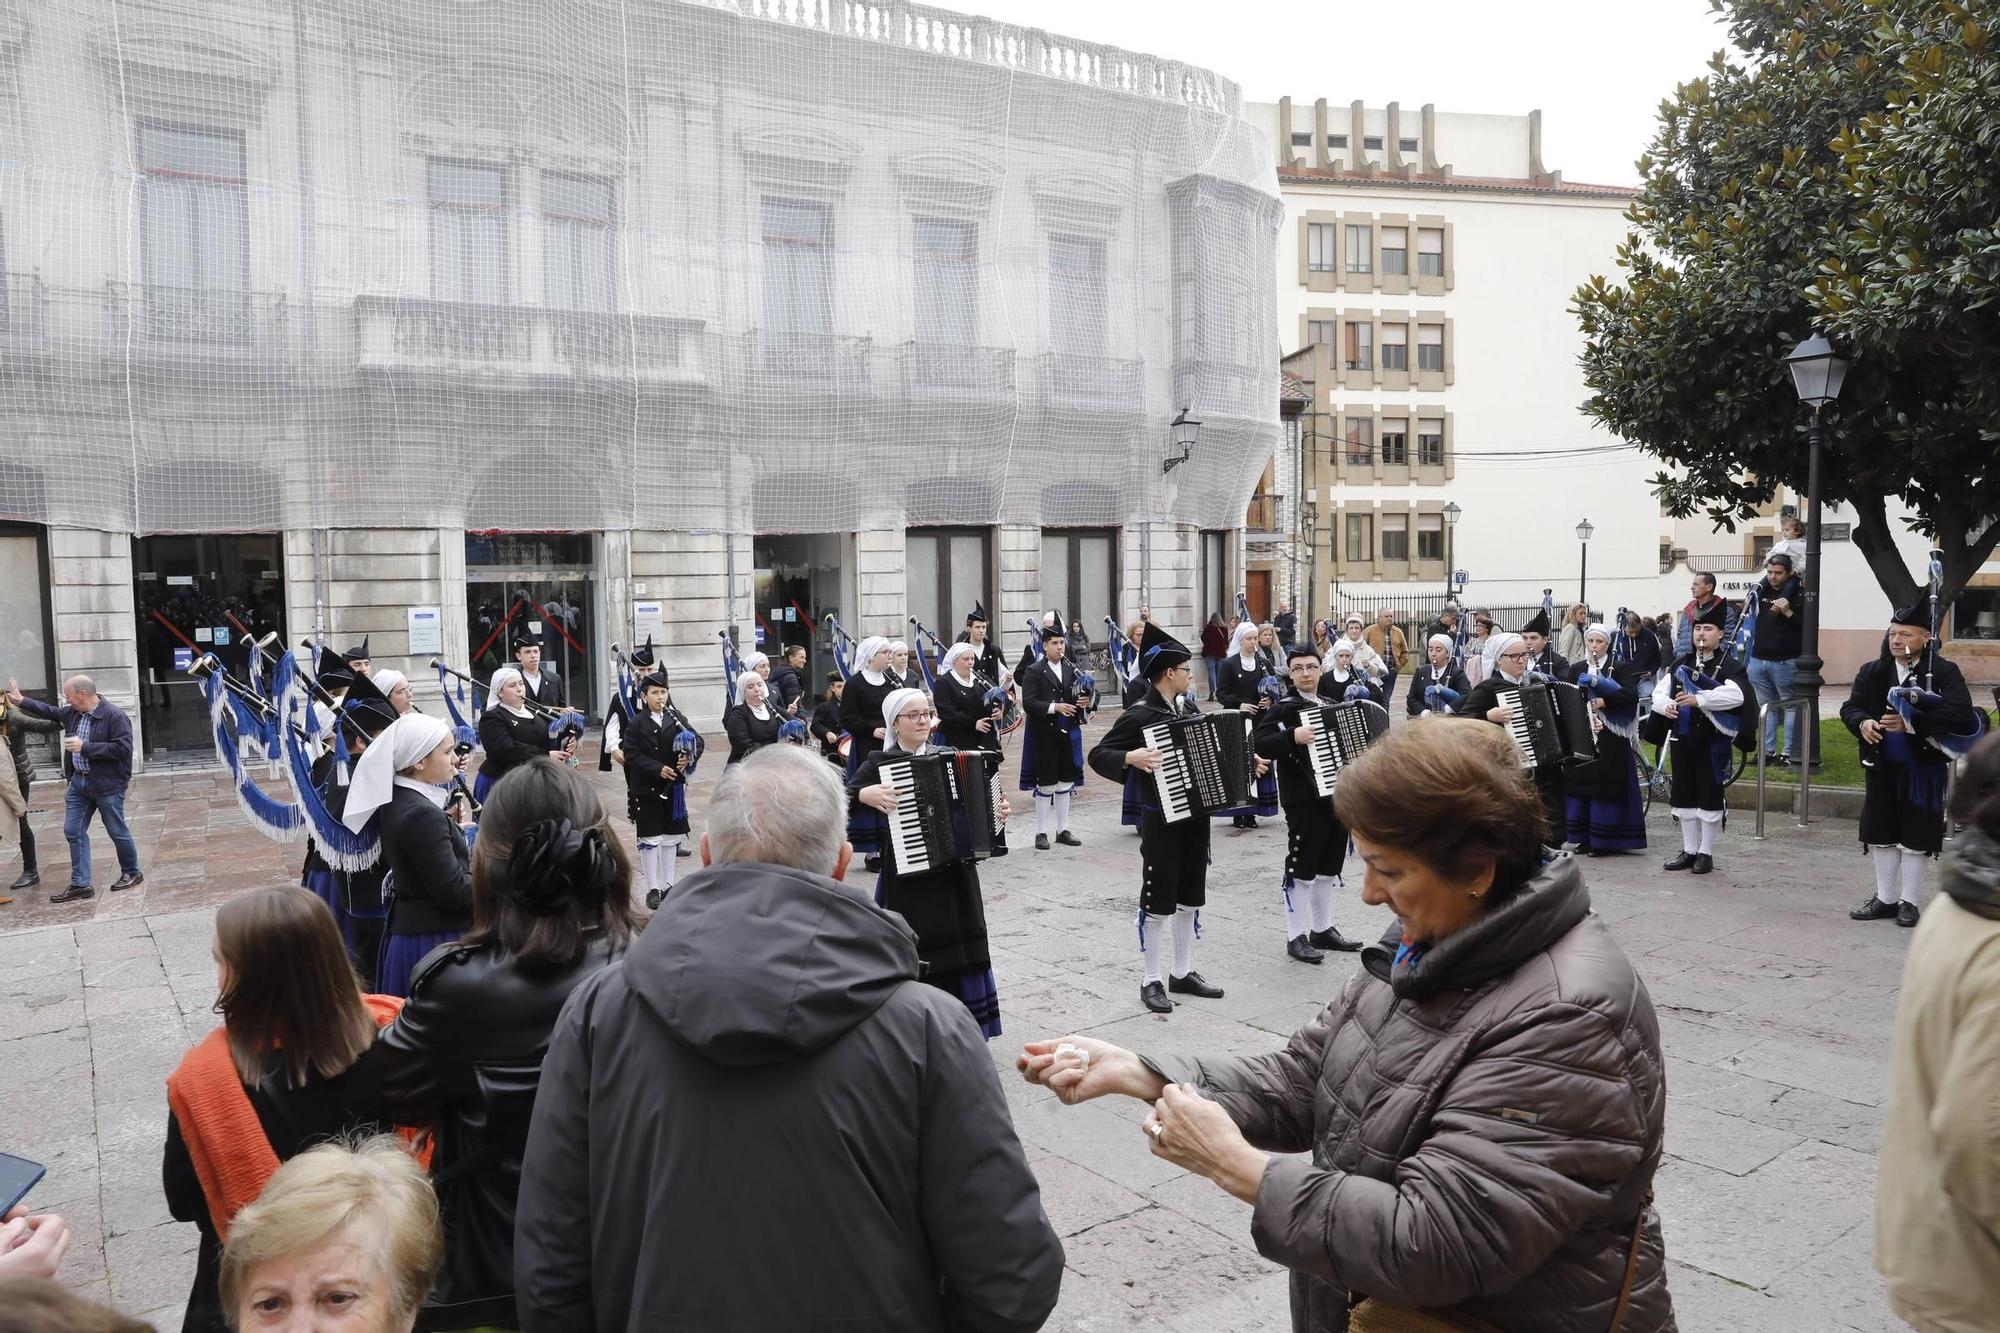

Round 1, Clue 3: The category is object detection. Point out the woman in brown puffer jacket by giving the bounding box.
[1022,719,1675,1332]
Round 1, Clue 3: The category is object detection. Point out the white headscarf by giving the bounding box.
[1486,632,1526,680]
[1326,640,1355,680]
[370,669,409,708]
[941,642,978,677]
[488,667,529,717]
[342,713,453,833]
[881,686,928,736]
[855,636,890,686]
[1586,624,1611,642]
[1232,622,1260,660]
[744,652,770,675]
[1427,633,1453,652]
[734,672,768,709]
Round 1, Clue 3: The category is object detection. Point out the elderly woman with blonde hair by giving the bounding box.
[220,1135,442,1333]
[1022,720,1674,1332]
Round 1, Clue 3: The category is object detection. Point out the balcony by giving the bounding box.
[106,283,293,363]
[1245,492,1283,534]
[1035,352,1143,409]
[746,330,873,389]
[354,298,706,384]
[897,342,1015,400]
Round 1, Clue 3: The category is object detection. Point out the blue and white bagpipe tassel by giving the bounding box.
[1673,663,1738,785]
[1343,678,1374,704]
[433,660,481,752]
[718,631,742,711]
[1258,673,1287,707]
[203,661,305,843]
[276,646,381,873]
[1104,616,1139,687]
[1424,683,1461,715]
[1727,587,1760,665]
[1576,668,1639,742]
[241,642,284,776]
[1024,617,1046,664]
[670,727,702,824]
[824,614,856,682]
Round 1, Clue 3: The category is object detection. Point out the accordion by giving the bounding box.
[1497,679,1598,770]
[881,750,1001,874]
[1142,712,1256,823]
[1302,699,1391,798]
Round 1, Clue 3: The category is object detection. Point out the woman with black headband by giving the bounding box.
[375,757,639,1331]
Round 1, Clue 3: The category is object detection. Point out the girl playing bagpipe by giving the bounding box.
[1565,624,1647,856]
[621,670,701,910]
[1406,633,1470,720]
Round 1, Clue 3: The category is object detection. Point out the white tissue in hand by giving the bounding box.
[1053,1043,1090,1069]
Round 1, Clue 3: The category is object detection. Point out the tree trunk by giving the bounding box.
[1848,492,1922,609]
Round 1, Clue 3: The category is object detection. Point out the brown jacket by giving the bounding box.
[1150,855,1674,1332]
[1362,623,1409,672]
[1875,852,2000,1333]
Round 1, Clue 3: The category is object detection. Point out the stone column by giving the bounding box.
[48,527,141,759]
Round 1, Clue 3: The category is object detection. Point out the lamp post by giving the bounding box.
[1141,407,1203,608]
[1784,332,1850,770]
[1443,501,1462,601]
[1575,517,1595,609]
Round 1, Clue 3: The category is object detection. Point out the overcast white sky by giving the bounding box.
[927,0,1737,186]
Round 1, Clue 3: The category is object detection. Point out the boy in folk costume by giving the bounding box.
[1652,603,1756,874]
[621,671,698,909]
[1019,622,1087,850]
[1253,643,1369,965]
[1844,602,1983,926]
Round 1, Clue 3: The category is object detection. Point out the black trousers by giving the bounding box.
[1139,812,1210,915]
[1283,803,1347,881]
[14,774,33,872]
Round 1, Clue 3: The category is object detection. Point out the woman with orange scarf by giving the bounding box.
[163,886,427,1333]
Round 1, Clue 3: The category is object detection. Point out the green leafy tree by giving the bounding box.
[1575,0,2000,611]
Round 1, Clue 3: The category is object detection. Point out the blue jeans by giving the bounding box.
[63,783,140,886]
[1746,657,1800,759]
[1204,658,1222,699]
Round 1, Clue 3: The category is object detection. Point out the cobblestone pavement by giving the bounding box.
[1,718,1914,1331]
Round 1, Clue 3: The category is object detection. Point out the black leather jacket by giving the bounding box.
[377,930,627,1331]
[3,700,60,794]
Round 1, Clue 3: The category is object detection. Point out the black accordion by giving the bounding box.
[881,750,1001,874]
[1142,712,1255,823]
[1302,699,1391,798]
[1497,679,1597,770]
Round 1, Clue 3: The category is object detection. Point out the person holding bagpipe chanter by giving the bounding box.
[476,667,576,806]
[1406,633,1471,719]
[934,642,1000,753]
[1843,595,1985,927]
[724,671,784,765]
[306,669,401,984]
[1564,624,1648,857]
[1215,621,1280,829]
[840,636,899,869]
[850,687,1010,1040]
[811,671,847,767]
[622,669,701,909]
[1643,602,1756,876]
[1018,621,1090,851]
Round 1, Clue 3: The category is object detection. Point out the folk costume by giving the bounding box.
[839,636,898,858]
[624,672,700,909]
[810,672,847,767]
[341,714,470,998]
[1650,603,1756,874]
[723,672,784,765]
[958,602,1012,692]
[511,633,567,711]
[1455,632,1570,846]
[933,643,998,753]
[1406,635,1472,719]
[848,688,1002,1039]
[1519,606,1571,678]
[1564,627,1647,855]
[474,667,556,806]
[1214,623,1280,826]
[327,673,399,986]
[1253,646,1367,966]
[1018,635,1088,849]
[1088,623,1225,1015]
[299,644,359,937]
[1843,603,1984,926]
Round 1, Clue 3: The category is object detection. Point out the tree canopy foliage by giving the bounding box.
[1575,0,2000,609]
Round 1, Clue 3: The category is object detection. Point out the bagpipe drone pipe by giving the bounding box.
[275,645,381,872]
[191,652,307,842]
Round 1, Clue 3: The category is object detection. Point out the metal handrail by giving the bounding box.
[1752,698,1814,838]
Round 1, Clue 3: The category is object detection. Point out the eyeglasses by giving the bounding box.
[899,710,936,722]
[1498,651,1531,662]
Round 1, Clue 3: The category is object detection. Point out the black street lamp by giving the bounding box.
[1575,517,1595,608]
[1143,408,1202,605]
[1784,331,1851,769]
[1443,501,1462,600]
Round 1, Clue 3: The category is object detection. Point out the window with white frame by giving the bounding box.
[1418,323,1444,372]
[1345,513,1373,562]
[1345,319,1373,371]
[1307,222,1335,273]
[1345,417,1373,465]
[1380,322,1408,371]
[542,172,616,311]
[1381,513,1409,561]
[1306,319,1335,347]
[1418,227,1445,277]
[141,124,249,338]
[430,159,510,305]
[762,197,834,334]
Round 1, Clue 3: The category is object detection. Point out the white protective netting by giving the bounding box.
[0,0,1278,539]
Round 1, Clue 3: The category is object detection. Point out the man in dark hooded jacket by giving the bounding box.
[515,743,1063,1332]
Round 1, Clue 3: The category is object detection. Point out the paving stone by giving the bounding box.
[1761,1218,1907,1332]
[1664,1102,1804,1176]
[104,1220,199,1314]
[1057,1206,1278,1322]
[1024,1149,1155,1239]
[1654,1142,1876,1291]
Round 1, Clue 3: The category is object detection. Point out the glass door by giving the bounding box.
[131,534,286,758]
[753,533,846,691]
[465,578,595,720]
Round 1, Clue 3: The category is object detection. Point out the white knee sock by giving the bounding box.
[1172,906,1198,978]
[1036,795,1052,836]
[1284,876,1311,938]
[1141,912,1172,985]
[1310,875,1339,935]
[658,838,681,891]
[637,840,662,898]
[1696,816,1719,855]
[1678,816,1701,856]
[1898,847,1928,907]
[1871,844,1902,904]
[1054,791,1071,832]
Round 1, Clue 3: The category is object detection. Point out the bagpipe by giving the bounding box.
[190,652,308,842]
[1103,616,1139,688]
[823,614,857,682]
[1726,586,1760,665]
[1572,659,1639,743]
[275,643,381,871]
[907,616,944,693]
[1423,682,1463,715]
[1883,551,1987,785]
[1537,588,1557,672]
[431,657,584,761]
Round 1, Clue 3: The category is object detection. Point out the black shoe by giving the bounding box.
[1662,852,1698,872]
[645,888,665,911]
[1308,926,1364,953]
[1849,895,1899,922]
[1140,981,1174,1014]
[50,884,94,905]
[1690,854,1714,875]
[1286,934,1324,964]
[9,870,38,892]
[110,871,144,892]
[1167,971,1224,999]
[1897,901,1920,928]
[1055,830,1081,847]
[863,854,882,872]
[675,844,692,858]
[1230,815,1250,829]
[1242,816,1259,829]
[1034,833,1050,851]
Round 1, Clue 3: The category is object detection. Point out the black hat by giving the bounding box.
[313,642,355,691]
[628,636,656,668]
[1042,622,1066,640]
[1137,622,1191,680]
[1285,642,1320,662]
[341,636,370,664]
[338,669,396,738]
[966,601,988,627]
[638,670,670,692]
[1889,602,1930,630]
[1521,608,1551,637]
[825,670,844,685]
[1692,600,1730,629]
[512,632,541,654]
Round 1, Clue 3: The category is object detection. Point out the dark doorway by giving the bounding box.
[132,533,286,758]
[753,534,846,690]
[464,533,597,721]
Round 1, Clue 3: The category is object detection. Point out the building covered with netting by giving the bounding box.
[0,0,1278,749]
